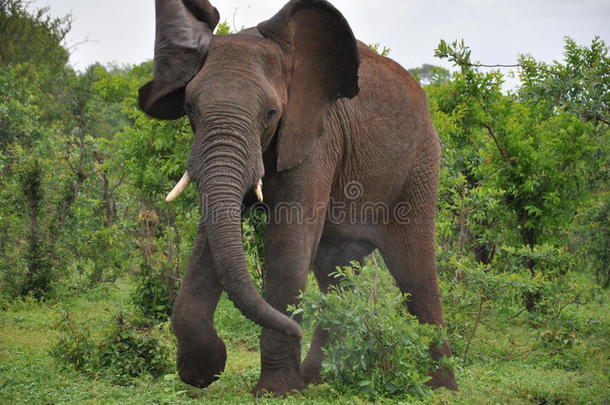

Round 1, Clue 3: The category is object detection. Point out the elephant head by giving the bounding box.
[139,0,360,338]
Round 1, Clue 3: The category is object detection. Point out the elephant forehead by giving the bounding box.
[186,35,288,103]
[204,34,287,75]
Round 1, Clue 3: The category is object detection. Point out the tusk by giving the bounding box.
[166,172,191,202]
[255,179,264,202]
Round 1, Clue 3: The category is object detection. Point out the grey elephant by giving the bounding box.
[138,0,458,395]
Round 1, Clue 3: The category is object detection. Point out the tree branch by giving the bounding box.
[463,62,558,76]
[484,124,514,167]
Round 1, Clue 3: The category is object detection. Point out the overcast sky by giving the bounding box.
[32,0,610,76]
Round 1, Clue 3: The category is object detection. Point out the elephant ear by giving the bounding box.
[258,0,360,172]
[139,0,220,120]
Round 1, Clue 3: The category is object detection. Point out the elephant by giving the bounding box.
[138,0,458,395]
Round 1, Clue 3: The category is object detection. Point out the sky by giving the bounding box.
[31,0,610,77]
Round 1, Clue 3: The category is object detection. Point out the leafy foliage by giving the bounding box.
[51,310,173,384]
[368,43,391,57]
[96,313,173,383]
[242,207,267,291]
[132,263,174,323]
[0,0,70,84]
[293,262,439,400]
[16,158,53,298]
[432,36,609,293]
[576,193,610,287]
[409,64,451,85]
[518,36,610,127]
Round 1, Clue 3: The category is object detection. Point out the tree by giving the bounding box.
[0,0,71,88]
[518,36,610,127]
[409,64,451,86]
[432,37,610,305]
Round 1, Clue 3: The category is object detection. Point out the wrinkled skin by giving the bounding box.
[139,0,458,396]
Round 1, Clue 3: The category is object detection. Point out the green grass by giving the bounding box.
[0,276,608,404]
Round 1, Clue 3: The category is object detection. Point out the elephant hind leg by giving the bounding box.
[172,231,227,389]
[301,236,375,385]
[380,228,457,390]
[379,170,458,390]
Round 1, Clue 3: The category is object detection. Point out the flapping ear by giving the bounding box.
[139,0,219,120]
[258,0,360,172]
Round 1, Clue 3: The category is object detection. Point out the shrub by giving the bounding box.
[49,310,96,373]
[438,253,542,358]
[292,261,441,401]
[51,310,173,384]
[97,312,173,384]
[538,329,577,354]
[131,263,174,323]
[438,248,602,371]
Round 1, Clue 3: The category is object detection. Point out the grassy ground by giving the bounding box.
[0,277,608,404]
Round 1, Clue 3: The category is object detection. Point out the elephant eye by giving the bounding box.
[266,108,277,122]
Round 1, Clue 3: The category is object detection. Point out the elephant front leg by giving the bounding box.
[172,231,227,389]
[255,224,323,396]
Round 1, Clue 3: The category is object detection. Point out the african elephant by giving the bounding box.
[138,0,458,395]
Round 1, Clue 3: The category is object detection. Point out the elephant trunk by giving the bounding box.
[194,130,302,339]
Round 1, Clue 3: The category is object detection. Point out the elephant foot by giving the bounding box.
[426,366,458,391]
[177,338,227,389]
[301,356,324,385]
[255,369,306,397]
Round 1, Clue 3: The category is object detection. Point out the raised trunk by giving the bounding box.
[196,132,301,338]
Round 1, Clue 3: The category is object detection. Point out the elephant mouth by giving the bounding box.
[165,171,264,203]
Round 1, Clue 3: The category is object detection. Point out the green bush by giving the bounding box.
[97,312,173,384]
[131,263,174,323]
[51,310,173,384]
[538,329,577,354]
[49,310,96,372]
[292,261,441,401]
[438,253,540,357]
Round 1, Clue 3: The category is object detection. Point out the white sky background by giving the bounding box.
[31,0,610,79]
